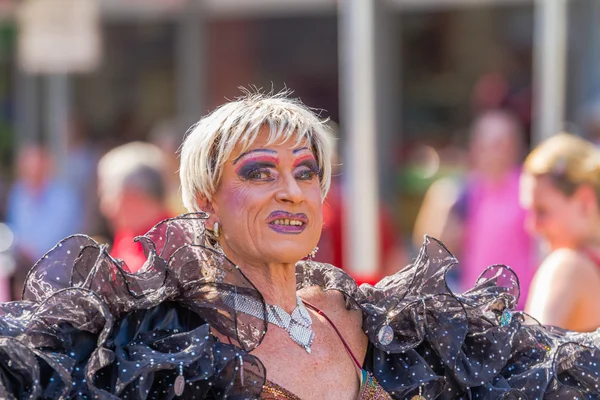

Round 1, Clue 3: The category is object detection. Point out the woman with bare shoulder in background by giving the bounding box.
[522,133,600,331]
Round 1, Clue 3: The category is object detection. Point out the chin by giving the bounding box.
[275,252,310,265]
[265,245,312,265]
[548,239,571,251]
[264,234,318,263]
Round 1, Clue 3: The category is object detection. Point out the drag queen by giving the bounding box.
[2,91,599,399]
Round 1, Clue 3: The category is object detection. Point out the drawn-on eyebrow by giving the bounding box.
[233,149,277,165]
[293,147,310,154]
[293,154,317,167]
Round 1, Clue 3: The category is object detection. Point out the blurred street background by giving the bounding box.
[0,0,596,325]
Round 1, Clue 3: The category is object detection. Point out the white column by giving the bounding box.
[45,74,70,176]
[338,0,380,277]
[176,0,204,136]
[532,0,568,144]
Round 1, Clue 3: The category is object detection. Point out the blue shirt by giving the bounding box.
[6,179,83,261]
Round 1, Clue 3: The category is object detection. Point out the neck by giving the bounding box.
[556,217,600,251]
[222,250,299,313]
[249,264,298,311]
[25,178,47,194]
[117,201,167,234]
[579,223,600,250]
[481,167,513,184]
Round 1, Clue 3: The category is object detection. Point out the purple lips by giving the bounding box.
[267,211,308,234]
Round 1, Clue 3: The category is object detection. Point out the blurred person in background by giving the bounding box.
[97,142,172,273]
[522,133,600,331]
[432,110,535,309]
[412,144,469,257]
[471,70,532,141]
[149,119,187,216]
[6,143,82,299]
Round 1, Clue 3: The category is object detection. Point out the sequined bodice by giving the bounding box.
[259,299,393,400]
[261,380,302,400]
[261,370,392,400]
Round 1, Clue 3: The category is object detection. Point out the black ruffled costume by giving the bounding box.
[1,213,599,399]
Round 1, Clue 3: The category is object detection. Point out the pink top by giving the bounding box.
[461,168,535,310]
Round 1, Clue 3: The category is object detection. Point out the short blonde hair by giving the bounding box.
[179,90,333,212]
[524,133,600,199]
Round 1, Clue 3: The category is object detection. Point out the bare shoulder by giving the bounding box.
[528,248,600,329]
[298,286,363,327]
[298,285,367,363]
[537,248,598,284]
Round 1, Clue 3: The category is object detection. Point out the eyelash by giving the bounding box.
[240,165,320,181]
[243,167,273,181]
[295,166,320,180]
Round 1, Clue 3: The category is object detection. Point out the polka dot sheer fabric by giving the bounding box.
[4,214,267,399]
[0,213,598,399]
[297,238,600,399]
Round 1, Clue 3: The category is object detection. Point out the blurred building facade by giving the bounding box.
[0,0,598,275]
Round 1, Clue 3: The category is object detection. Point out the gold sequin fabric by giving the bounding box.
[261,380,303,400]
[357,371,393,400]
[260,371,392,400]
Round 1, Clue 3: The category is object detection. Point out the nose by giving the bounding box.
[275,173,305,204]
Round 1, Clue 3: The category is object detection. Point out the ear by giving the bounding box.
[573,185,598,215]
[195,196,220,229]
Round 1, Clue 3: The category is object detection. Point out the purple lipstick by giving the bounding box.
[267,211,308,234]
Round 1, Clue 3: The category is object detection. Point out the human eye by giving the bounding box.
[294,163,320,181]
[246,167,272,181]
[237,162,275,181]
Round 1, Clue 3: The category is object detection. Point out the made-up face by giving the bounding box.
[206,128,323,267]
[520,174,590,250]
[470,115,520,176]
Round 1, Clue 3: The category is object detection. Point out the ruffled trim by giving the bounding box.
[1,213,266,399]
[1,214,599,399]
[297,236,600,399]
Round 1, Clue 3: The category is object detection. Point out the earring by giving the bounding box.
[377,315,394,346]
[213,222,220,239]
[308,246,319,261]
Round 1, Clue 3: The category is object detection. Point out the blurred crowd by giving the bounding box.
[411,92,600,332]
[1,77,600,333]
[0,118,185,300]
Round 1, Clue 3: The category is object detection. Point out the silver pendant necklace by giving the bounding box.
[223,293,315,353]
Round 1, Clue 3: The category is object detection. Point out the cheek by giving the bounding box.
[547,215,567,232]
[100,195,119,215]
[99,198,113,219]
[216,184,266,230]
[221,189,248,217]
[566,202,589,229]
[546,206,577,233]
[307,187,323,220]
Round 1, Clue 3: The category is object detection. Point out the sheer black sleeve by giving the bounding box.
[297,236,600,399]
[0,214,267,399]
